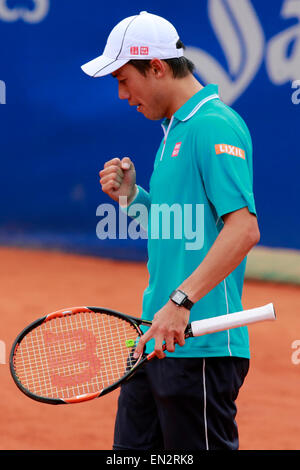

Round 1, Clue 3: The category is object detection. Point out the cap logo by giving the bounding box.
[130,46,149,56]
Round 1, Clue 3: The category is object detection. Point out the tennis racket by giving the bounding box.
[10,303,275,405]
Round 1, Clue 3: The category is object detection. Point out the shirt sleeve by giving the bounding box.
[196,114,257,218]
[120,185,151,232]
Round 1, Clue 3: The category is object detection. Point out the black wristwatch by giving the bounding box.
[169,289,194,310]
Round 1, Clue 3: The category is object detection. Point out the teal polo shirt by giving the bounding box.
[125,84,256,359]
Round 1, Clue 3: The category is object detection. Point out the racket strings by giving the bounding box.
[13,311,140,400]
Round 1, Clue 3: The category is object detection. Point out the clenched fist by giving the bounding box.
[99,157,137,205]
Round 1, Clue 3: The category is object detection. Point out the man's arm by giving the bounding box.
[133,207,260,359]
[179,207,260,303]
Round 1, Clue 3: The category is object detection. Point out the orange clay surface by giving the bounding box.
[0,246,299,450]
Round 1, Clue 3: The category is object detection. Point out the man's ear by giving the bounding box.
[150,58,167,78]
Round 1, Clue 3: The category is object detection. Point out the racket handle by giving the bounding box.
[188,303,276,338]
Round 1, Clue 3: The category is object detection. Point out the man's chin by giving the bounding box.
[135,104,164,121]
[141,109,164,121]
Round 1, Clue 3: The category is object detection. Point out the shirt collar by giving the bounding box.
[162,84,219,130]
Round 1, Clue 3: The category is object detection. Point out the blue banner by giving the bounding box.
[0,0,299,260]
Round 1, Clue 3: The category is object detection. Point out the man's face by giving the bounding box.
[112,63,169,121]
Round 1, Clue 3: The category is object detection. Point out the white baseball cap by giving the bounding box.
[81,11,184,78]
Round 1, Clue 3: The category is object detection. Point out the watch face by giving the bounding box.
[172,291,186,304]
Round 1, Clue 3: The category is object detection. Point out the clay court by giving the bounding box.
[0,246,299,450]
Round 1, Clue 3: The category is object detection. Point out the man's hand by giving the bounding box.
[99,157,137,204]
[134,301,190,359]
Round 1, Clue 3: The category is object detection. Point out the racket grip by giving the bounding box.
[189,303,276,338]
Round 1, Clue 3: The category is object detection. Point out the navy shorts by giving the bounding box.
[113,356,249,451]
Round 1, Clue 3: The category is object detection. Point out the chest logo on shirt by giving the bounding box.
[171,142,182,157]
[215,144,245,160]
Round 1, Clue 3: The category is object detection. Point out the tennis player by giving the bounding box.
[81,11,260,450]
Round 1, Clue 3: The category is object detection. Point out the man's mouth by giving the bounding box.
[129,102,142,111]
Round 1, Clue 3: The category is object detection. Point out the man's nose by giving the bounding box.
[118,85,130,100]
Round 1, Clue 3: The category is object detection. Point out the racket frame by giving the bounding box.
[9,306,151,405]
[10,303,275,405]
